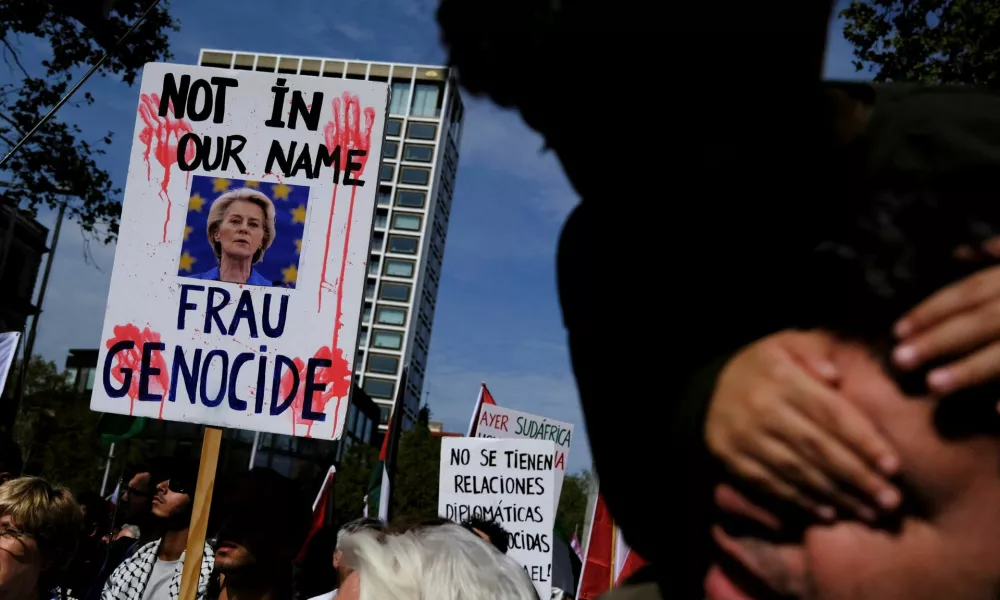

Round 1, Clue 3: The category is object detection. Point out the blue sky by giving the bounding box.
[19,0,866,476]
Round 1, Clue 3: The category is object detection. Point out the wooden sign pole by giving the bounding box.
[179,426,223,600]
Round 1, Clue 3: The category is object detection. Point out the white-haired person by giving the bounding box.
[189,188,276,286]
[335,519,538,600]
[0,477,84,600]
[305,518,385,600]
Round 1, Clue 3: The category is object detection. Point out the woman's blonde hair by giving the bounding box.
[205,188,277,264]
[339,523,538,600]
[0,477,83,571]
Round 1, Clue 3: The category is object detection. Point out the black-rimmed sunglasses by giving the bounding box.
[166,479,194,496]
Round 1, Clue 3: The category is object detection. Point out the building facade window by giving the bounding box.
[389,81,410,115]
[376,306,406,326]
[407,122,436,140]
[364,378,395,399]
[395,189,425,208]
[388,235,419,255]
[379,282,410,302]
[368,353,400,375]
[378,404,391,425]
[399,167,430,186]
[410,83,442,118]
[362,303,372,323]
[371,232,384,252]
[372,330,403,350]
[374,209,388,229]
[391,213,421,231]
[358,326,369,348]
[383,259,415,278]
[380,164,395,182]
[364,279,376,300]
[386,118,403,137]
[377,187,391,206]
[382,141,398,159]
[402,144,434,162]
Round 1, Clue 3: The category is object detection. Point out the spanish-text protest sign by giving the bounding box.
[90,63,388,440]
[439,437,556,600]
[475,403,574,508]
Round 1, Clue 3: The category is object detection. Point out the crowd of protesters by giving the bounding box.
[0,436,540,600]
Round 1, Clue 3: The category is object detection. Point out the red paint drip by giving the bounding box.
[104,324,170,418]
[277,347,351,437]
[137,94,195,242]
[318,93,376,313]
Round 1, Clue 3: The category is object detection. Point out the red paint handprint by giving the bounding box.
[319,93,377,312]
[137,93,195,241]
[323,92,376,175]
[105,324,170,418]
[278,346,352,438]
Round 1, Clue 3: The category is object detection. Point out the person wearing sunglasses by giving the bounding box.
[113,469,155,542]
[100,463,214,600]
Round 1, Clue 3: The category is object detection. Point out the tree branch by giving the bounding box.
[0,35,29,79]
[0,111,26,137]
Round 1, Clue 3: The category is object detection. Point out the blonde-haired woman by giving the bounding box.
[0,477,84,600]
[190,188,277,286]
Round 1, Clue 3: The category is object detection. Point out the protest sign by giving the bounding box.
[439,437,556,600]
[475,403,574,508]
[0,332,19,398]
[90,63,388,440]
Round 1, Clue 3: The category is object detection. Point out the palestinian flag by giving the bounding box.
[297,465,336,561]
[466,382,496,436]
[365,367,407,521]
[578,492,647,598]
[97,413,147,445]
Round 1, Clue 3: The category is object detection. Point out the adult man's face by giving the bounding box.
[151,479,191,521]
[214,515,282,575]
[121,472,153,521]
[213,525,258,574]
[711,337,1000,599]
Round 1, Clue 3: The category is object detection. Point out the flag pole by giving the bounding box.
[313,465,336,511]
[248,431,260,469]
[466,382,485,437]
[609,522,617,590]
[100,442,116,496]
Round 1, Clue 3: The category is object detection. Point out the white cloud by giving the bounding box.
[458,99,578,223]
[393,0,438,23]
[333,23,374,43]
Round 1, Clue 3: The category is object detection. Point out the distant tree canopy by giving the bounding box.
[333,441,378,525]
[391,421,442,522]
[0,0,177,242]
[842,0,1000,85]
[6,355,104,494]
[556,470,591,538]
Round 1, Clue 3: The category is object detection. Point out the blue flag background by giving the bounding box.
[178,176,310,289]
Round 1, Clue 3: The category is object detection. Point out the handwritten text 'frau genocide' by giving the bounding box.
[158,74,369,182]
[104,285,332,420]
[443,447,553,557]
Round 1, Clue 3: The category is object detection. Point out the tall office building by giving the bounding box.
[198,50,464,438]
